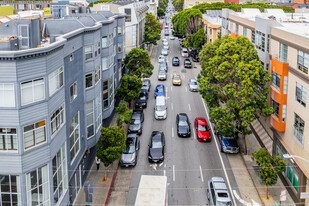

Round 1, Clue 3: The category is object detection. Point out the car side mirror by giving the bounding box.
[148,144,150,147]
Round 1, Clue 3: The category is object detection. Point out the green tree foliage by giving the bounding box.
[198,36,273,152]
[145,12,161,45]
[252,148,286,198]
[172,0,184,12]
[116,75,142,107]
[159,0,168,10]
[172,8,202,37]
[115,103,133,127]
[184,28,206,50]
[124,48,154,78]
[157,7,165,17]
[96,126,126,179]
[193,2,294,13]
[88,0,116,7]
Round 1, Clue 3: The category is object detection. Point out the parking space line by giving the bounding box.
[164,170,166,176]
[185,87,187,92]
[188,104,191,111]
[172,127,174,137]
[171,103,173,110]
[199,165,204,182]
[173,165,175,181]
[193,130,196,140]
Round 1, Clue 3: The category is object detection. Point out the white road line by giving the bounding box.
[171,103,173,110]
[164,170,166,176]
[193,130,196,140]
[201,99,237,206]
[185,87,187,92]
[170,86,173,92]
[166,87,168,97]
[188,104,191,111]
[199,165,204,182]
[172,127,174,137]
[173,165,175,181]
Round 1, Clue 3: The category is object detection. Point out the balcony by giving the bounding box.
[231,33,239,38]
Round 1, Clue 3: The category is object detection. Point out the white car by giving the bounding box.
[158,55,165,63]
[163,41,168,46]
[163,45,169,50]
[161,48,168,56]
[162,37,168,42]
[169,35,175,40]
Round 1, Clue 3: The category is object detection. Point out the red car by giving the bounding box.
[194,117,211,142]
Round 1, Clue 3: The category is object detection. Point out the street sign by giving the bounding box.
[300,192,309,199]
[280,189,287,201]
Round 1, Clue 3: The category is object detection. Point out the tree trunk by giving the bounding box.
[242,133,247,155]
[266,185,269,199]
[104,169,107,181]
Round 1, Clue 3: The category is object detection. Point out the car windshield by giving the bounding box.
[174,58,179,62]
[152,140,163,148]
[139,95,147,100]
[174,76,180,80]
[156,105,166,111]
[130,119,141,124]
[217,201,233,206]
[157,87,164,93]
[179,120,188,126]
[159,71,166,75]
[222,135,235,140]
[190,81,198,85]
[183,50,188,54]
[123,144,135,154]
[198,124,208,131]
[185,60,191,64]
[143,81,149,86]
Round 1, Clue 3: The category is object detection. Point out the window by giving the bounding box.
[26,165,49,206]
[296,82,307,107]
[102,36,108,48]
[95,93,102,133]
[243,27,247,37]
[272,71,281,91]
[113,27,116,38]
[235,24,239,35]
[95,66,101,85]
[118,26,122,35]
[70,112,80,163]
[49,67,64,96]
[271,99,279,119]
[255,30,265,52]
[21,78,45,106]
[124,8,131,22]
[0,83,15,107]
[103,81,108,109]
[68,166,81,203]
[86,101,94,138]
[50,104,65,136]
[70,53,74,61]
[293,113,305,145]
[101,5,110,11]
[52,143,68,204]
[251,30,255,44]
[109,75,114,106]
[209,28,212,35]
[230,22,233,33]
[85,73,93,89]
[0,175,21,205]
[94,42,101,57]
[283,76,288,94]
[118,43,123,53]
[23,120,46,150]
[102,57,108,71]
[282,105,286,122]
[109,54,114,67]
[297,50,309,74]
[18,24,29,48]
[0,128,17,151]
[279,43,288,63]
[267,34,270,53]
[70,82,77,102]
[85,46,93,60]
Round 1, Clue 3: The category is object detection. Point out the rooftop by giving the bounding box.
[202,10,222,26]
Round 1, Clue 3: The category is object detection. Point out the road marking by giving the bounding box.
[201,99,237,206]
[164,170,166,176]
[150,164,157,170]
[171,103,173,110]
[188,104,191,111]
[185,87,187,92]
[172,127,174,137]
[170,86,173,92]
[173,165,175,181]
[233,190,261,206]
[159,162,163,167]
[193,129,196,140]
[199,165,204,182]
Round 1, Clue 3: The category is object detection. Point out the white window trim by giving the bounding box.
[70,82,77,103]
[21,78,45,106]
[49,66,64,97]
[85,73,93,90]
[50,103,65,138]
[70,112,80,164]
[86,101,95,139]
[95,66,101,85]
[0,83,15,108]
[0,127,18,152]
[23,120,46,151]
[85,46,93,61]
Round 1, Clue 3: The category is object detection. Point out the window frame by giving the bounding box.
[293,113,305,145]
[23,120,46,150]
[85,73,93,89]
[85,45,93,61]
[296,82,307,107]
[297,50,309,74]
[0,83,15,107]
[95,66,101,85]
[0,175,21,205]
[0,128,17,151]
[21,78,45,106]
[48,66,64,97]
[70,82,77,103]
[271,99,280,119]
[70,112,80,163]
[86,101,94,138]
[50,104,65,137]
[272,71,281,91]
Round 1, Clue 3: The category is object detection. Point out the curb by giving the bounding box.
[104,167,118,206]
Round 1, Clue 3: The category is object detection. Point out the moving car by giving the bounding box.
[135,90,148,109]
[163,45,169,50]
[158,70,167,81]
[181,48,189,57]
[184,58,192,68]
[172,57,180,66]
[142,79,151,92]
[169,35,175,40]
[215,128,239,154]
[163,41,169,47]
[159,61,168,72]
[128,109,144,134]
[207,177,233,206]
[158,55,165,63]
[155,96,167,120]
[161,48,168,56]
[176,113,191,137]
[194,117,211,142]
[188,78,198,92]
[164,30,169,36]
[119,134,140,167]
[148,131,165,163]
[172,74,181,86]
[155,84,165,98]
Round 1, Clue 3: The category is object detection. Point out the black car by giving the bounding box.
[135,90,148,109]
[141,79,151,92]
[184,59,192,68]
[148,131,165,163]
[192,54,199,62]
[176,113,191,137]
[159,61,168,72]
[119,134,140,167]
[128,109,144,134]
[172,57,180,66]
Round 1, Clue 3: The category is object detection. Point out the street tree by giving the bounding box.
[172,8,202,37]
[198,36,273,152]
[115,103,133,128]
[96,126,126,180]
[123,48,154,78]
[172,0,184,12]
[184,28,206,50]
[252,148,286,198]
[145,12,161,45]
[157,7,165,18]
[116,75,142,108]
[159,0,168,10]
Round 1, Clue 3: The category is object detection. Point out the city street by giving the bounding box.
[123,28,241,205]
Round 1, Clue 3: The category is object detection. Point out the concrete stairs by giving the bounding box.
[251,119,273,155]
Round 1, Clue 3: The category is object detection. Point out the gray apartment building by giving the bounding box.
[0,10,125,206]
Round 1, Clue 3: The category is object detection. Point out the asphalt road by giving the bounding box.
[124,28,241,206]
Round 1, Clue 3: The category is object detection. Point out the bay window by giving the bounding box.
[272,71,281,91]
[0,175,21,205]
[86,101,94,138]
[0,83,15,107]
[85,73,93,89]
[23,120,46,150]
[0,128,17,151]
[50,104,65,136]
[49,67,64,96]
[85,46,93,60]
[70,112,80,163]
[95,66,101,85]
[95,93,102,133]
[21,78,45,106]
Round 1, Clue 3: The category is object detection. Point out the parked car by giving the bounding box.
[172,74,181,86]
[155,84,165,98]
[142,79,151,92]
[215,127,239,154]
[135,90,148,109]
[190,49,199,62]
[163,41,169,47]
[184,58,192,68]
[163,45,169,50]
[164,30,169,36]
[176,113,191,137]
[148,131,165,163]
[155,96,167,120]
[159,61,168,72]
[128,109,144,134]
[162,37,168,42]
[119,134,140,167]
[158,70,167,81]
[161,48,168,56]
[169,35,175,40]
[181,48,189,57]
[194,117,211,142]
[172,57,180,66]
[207,177,233,206]
[158,55,165,63]
[188,78,198,92]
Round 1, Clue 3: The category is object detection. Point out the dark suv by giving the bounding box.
[135,90,148,109]
[128,110,144,134]
[215,128,239,154]
[184,58,192,68]
[119,134,140,167]
[172,57,180,66]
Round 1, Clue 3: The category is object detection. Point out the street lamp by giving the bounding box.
[283,154,309,164]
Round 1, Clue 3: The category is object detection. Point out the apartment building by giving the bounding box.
[0,10,125,206]
[222,8,309,205]
[92,0,148,53]
[0,1,51,12]
[202,10,222,44]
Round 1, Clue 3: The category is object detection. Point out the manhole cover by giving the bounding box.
[181,69,186,73]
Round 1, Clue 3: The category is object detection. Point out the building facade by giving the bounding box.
[0,1,51,12]
[222,8,309,205]
[202,10,222,44]
[0,10,125,206]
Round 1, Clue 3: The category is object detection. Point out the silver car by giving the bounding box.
[161,48,168,56]
[207,177,233,206]
[158,70,167,81]
[119,134,140,167]
[188,78,198,92]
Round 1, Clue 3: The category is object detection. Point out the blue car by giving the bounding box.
[215,129,239,154]
[155,84,165,98]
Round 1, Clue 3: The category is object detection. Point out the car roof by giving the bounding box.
[178,113,188,119]
[126,136,137,144]
[185,58,190,61]
[151,131,163,140]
